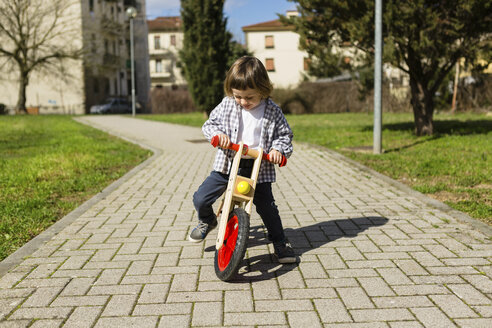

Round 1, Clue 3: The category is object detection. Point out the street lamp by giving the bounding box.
[373,0,383,154]
[126,6,137,117]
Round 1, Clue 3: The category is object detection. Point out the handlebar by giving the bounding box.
[211,135,287,167]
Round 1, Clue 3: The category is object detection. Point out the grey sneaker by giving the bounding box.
[188,220,217,243]
[274,241,297,264]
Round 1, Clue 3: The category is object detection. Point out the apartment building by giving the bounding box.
[242,11,312,89]
[84,0,150,112]
[0,0,150,114]
[147,17,186,88]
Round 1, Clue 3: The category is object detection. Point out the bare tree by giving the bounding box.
[0,0,83,113]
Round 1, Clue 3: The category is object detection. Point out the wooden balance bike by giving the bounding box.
[210,135,287,281]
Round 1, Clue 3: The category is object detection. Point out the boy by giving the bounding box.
[190,56,296,263]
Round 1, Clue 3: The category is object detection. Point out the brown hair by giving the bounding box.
[224,56,273,98]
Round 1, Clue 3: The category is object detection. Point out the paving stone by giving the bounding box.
[430,294,479,318]
[132,303,192,316]
[51,295,108,307]
[22,286,64,307]
[29,319,64,327]
[94,316,158,328]
[138,284,169,304]
[287,311,322,328]
[224,312,286,326]
[224,290,253,312]
[454,318,492,328]
[314,298,352,323]
[102,294,137,316]
[358,277,395,297]
[9,307,72,320]
[337,287,374,309]
[410,307,457,327]
[351,308,414,322]
[191,301,222,326]
[64,306,102,328]
[157,315,190,328]
[388,322,423,328]
[447,284,491,305]
[373,295,433,308]
[461,274,492,294]
[0,320,31,328]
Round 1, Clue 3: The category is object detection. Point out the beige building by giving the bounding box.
[242,11,312,89]
[147,17,186,88]
[0,0,150,114]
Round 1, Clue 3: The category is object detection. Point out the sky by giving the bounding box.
[146,0,296,44]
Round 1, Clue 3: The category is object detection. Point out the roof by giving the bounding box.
[242,19,294,32]
[147,17,182,32]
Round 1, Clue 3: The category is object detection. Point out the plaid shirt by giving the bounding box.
[203,96,293,183]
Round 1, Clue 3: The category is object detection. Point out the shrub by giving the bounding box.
[272,81,412,114]
[456,74,492,111]
[150,86,195,114]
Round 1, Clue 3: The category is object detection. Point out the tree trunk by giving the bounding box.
[15,71,29,114]
[409,77,434,136]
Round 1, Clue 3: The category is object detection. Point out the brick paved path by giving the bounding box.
[1,116,491,327]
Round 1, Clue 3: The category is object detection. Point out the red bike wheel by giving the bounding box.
[217,214,238,270]
[214,208,249,281]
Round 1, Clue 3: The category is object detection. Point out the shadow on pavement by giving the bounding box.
[229,216,389,283]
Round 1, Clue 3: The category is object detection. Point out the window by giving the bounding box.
[165,60,172,73]
[154,36,161,49]
[89,0,94,13]
[91,34,96,53]
[265,35,274,48]
[170,35,176,46]
[265,58,275,72]
[156,60,162,73]
[93,78,99,94]
[303,58,311,71]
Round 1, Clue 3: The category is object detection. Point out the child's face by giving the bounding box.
[232,88,262,110]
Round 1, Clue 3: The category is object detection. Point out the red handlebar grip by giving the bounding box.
[211,135,286,167]
[211,135,219,148]
[264,154,287,167]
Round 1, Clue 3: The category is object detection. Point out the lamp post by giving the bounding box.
[373,0,383,154]
[126,6,137,117]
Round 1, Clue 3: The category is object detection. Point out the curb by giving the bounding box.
[305,142,492,237]
[0,117,162,278]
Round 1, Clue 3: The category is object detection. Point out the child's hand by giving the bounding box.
[268,149,283,165]
[216,134,231,148]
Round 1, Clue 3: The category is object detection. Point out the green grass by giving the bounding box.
[141,111,492,224]
[0,116,151,261]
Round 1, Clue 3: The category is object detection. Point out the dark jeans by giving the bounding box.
[193,167,286,244]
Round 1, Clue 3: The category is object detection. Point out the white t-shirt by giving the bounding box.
[238,100,265,155]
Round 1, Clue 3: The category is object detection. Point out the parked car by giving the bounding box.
[90,98,139,114]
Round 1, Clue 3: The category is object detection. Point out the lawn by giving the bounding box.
[140,111,492,225]
[0,116,151,261]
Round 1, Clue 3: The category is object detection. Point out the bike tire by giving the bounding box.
[214,208,249,281]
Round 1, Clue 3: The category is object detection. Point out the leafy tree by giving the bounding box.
[180,0,232,115]
[0,0,83,113]
[283,0,491,135]
[227,40,253,69]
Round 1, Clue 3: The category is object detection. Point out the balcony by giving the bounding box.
[151,71,172,79]
[103,53,124,69]
[100,16,124,37]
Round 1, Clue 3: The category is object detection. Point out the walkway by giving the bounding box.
[0,115,491,327]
